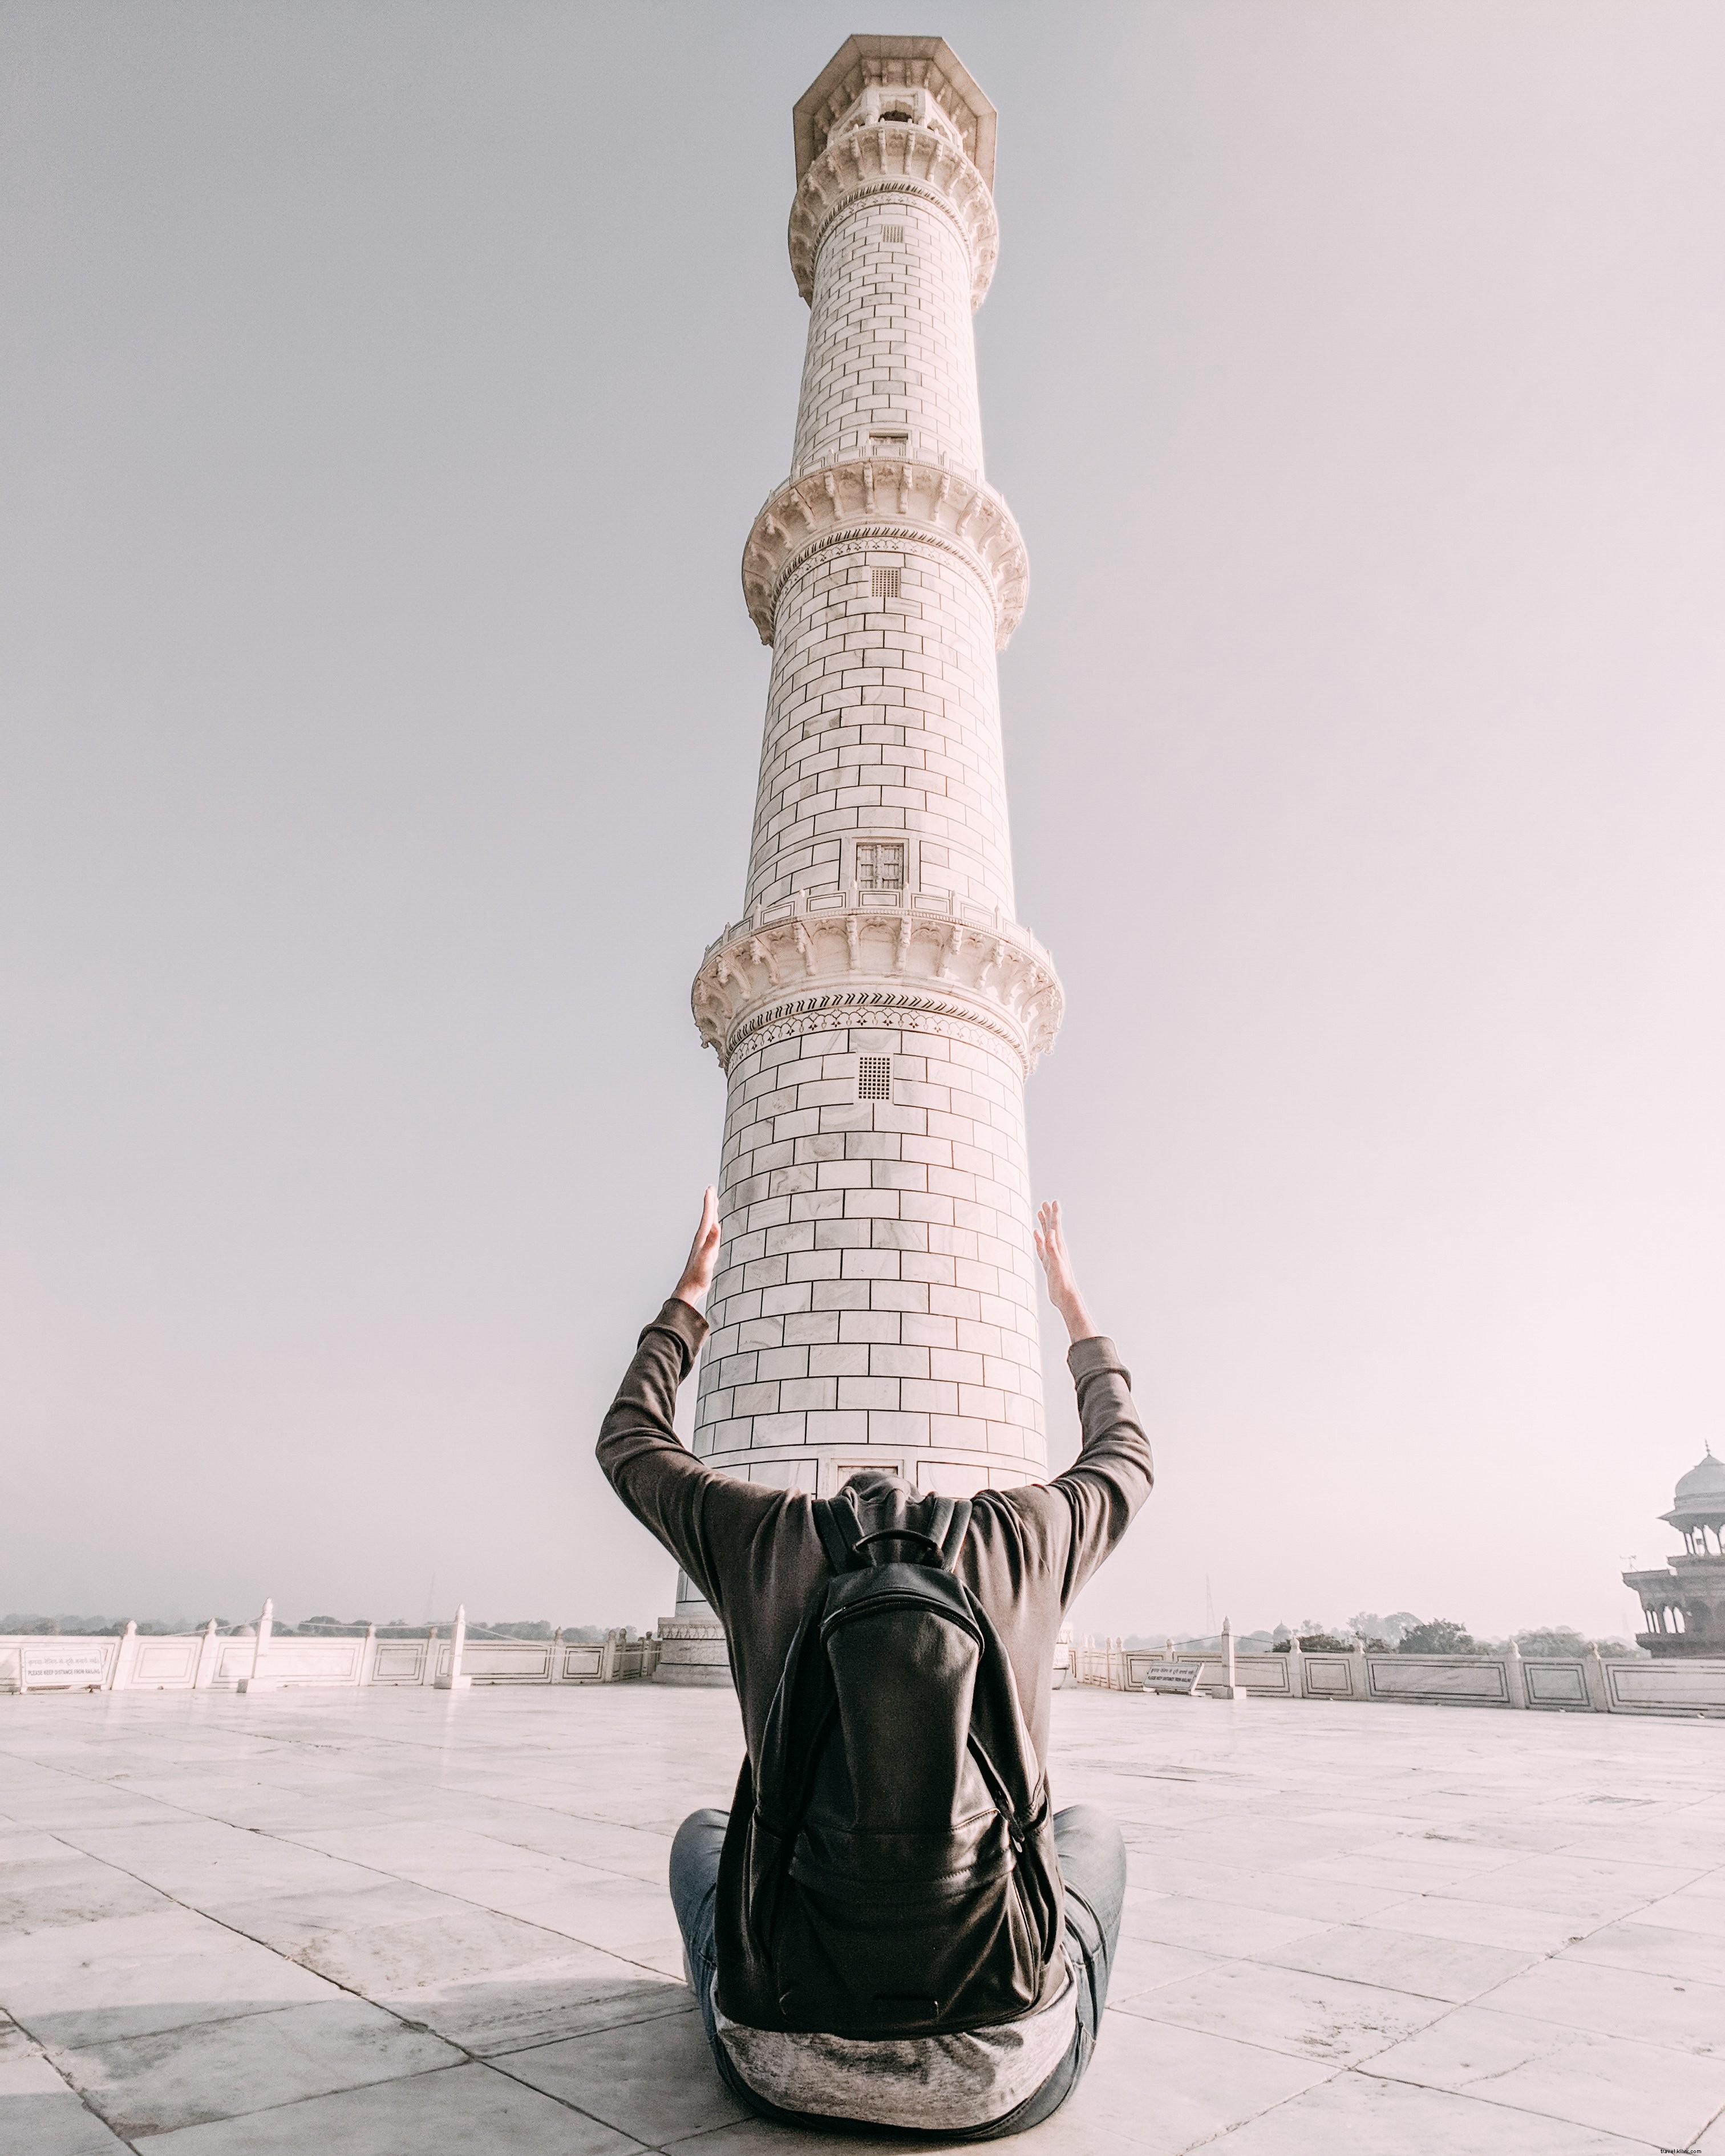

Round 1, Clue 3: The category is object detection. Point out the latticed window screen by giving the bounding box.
[881,224,906,244]
[858,1056,893,1102]
[871,568,901,599]
[856,840,905,889]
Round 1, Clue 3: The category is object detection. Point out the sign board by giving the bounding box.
[22,1646,108,1691]
[1141,1660,1202,1695]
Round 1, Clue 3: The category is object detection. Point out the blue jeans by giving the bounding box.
[670,1802,1127,2141]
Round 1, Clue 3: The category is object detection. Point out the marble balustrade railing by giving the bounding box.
[1070,1638,1725,1718]
[0,1606,661,1696]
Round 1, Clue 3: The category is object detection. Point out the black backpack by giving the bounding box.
[714,1490,1064,2039]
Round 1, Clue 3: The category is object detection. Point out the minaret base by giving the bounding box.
[652,1614,732,1687]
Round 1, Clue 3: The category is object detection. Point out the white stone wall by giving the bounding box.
[744,541,1014,917]
[791,197,985,479]
[690,1013,1044,1494]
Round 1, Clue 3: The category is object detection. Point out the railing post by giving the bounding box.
[111,1620,140,1692]
[1213,1616,1241,1700]
[549,1627,565,1685]
[1504,1638,1529,1709]
[1583,1642,1613,1713]
[192,1619,220,1691]
[1350,1640,1369,1702]
[238,1600,274,1695]
[420,1624,440,1687]
[1286,1640,1305,1700]
[358,1623,379,1687]
[436,1605,471,1691]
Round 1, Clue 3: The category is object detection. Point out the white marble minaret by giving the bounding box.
[659,36,1063,1679]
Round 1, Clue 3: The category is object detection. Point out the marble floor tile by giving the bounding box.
[1294,1850,1514,1894]
[380,1958,691,2057]
[487,1875,687,1959]
[1254,1922,1538,2003]
[1118,1957,1449,2066]
[0,1907,343,2048]
[491,2000,748,2143]
[477,1817,676,1886]
[0,1852,169,1938]
[1474,1955,1725,2056]
[1353,1891,1594,1955]
[1202,2067,1653,2153]
[47,1998,459,2138]
[1363,2003,1725,2146]
[210,1878,585,1995]
[1047,2009,1331,2151]
[0,2047,70,2094]
[1105,1934,1221,2007]
[138,2060,643,2154]
[1125,1855,1406,1926]
[1422,1851,1706,1924]
[1568,1920,1725,1987]
[1627,1887,1725,1938]
[59,1819,390,1906]
[1119,1891,1328,1960]
[0,2092,137,2154]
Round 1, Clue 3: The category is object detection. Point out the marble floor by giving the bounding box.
[1,1687,1723,2155]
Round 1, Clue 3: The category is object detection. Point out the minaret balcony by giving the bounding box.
[788,120,998,308]
[691,886,1063,1076]
[742,456,1027,650]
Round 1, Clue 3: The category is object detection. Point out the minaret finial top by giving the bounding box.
[793,35,996,189]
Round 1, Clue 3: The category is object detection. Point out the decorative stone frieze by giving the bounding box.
[690,889,1063,1075]
[788,121,999,308]
[742,459,1027,649]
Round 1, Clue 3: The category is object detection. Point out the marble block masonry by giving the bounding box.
[660,37,1059,1683]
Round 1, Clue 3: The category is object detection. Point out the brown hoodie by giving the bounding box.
[596,1297,1154,1776]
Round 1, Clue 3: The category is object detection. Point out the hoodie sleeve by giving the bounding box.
[973,1334,1154,1615]
[594,1297,779,1617]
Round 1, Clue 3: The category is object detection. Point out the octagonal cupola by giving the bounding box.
[1663,1445,1725,1554]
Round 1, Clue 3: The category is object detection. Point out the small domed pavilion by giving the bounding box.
[1623,1448,1725,1656]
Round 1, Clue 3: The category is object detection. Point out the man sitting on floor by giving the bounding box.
[597,1192,1154,2139]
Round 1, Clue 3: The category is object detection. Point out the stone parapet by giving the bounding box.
[691,887,1062,1076]
[1073,1643,1724,1717]
[0,1618,661,1692]
[742,459,1026,651]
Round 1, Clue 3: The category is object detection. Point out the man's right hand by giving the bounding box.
[1034,1198,1100,1346]
[673,1187,722,1312]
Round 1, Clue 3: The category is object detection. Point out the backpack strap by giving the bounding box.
[813,1493,973,1574]
[812,1496,865,1575]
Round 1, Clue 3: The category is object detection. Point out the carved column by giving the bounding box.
[658,38,1064,1681]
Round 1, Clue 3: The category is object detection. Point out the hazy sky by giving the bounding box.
[5,2,1723,1643]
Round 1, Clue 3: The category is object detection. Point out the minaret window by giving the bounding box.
[871,569,901,598]
[856,841,905,890]
[858,1056,893,1101]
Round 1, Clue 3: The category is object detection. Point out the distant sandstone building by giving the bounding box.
[1623,1448,1725,1656]
[661,38,1063,1678]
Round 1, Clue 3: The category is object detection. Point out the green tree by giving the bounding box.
[1397,1618,1477,1656]
[1515,1627,1591,1659]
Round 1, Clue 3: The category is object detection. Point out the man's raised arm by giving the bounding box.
[1034,1199,1155,1600]
[596,1188,749,1612]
